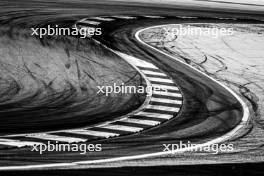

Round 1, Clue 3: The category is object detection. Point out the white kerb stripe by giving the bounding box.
[79,20,101,25]
[76,25,96,32]
[0,138,43,147]
[153,91,182,97]
[129,59,157,69]
[145,105,180,112]
[136,112,173,119]
[89,17,115,21]
[112,16,136,19]
[141,70,167,76]
[148,77,173,83]
[116,52,158,69]
[99,124,143,132]
[26,134,87,143]
[151,84,179,91]
[120,118,160,126]
[144,15,165,18]
[76,25,95,29]
[78,18,88,22]
[64,129,119,138]
[151,97,182,104]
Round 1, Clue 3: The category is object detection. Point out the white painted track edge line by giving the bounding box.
[0,139,43,147]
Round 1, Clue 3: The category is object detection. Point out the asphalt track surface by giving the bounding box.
[2,163,264,176]
[0,0,263,173]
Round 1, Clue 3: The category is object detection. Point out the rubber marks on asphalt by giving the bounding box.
[75,15,166,36]
[0,18,183,149]
[0,55,183,148]
[75,15,199,35]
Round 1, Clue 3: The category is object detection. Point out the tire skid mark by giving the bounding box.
[0,15,183,149]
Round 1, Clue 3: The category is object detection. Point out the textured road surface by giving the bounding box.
[0,0,263,172]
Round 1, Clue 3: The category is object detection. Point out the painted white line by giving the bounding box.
[144,15,165,19]
[117,52,157,69]
[120,118,160,126]
[151,84,179,91]
[151,97,182,104]
[112,16,136,19]
[140,70,167,76]
[0,163,77,170]
[79,20,101,25]
[68,24,250,167]
[25,134,87,143]
[134,24,250,151]
[0,139,42,147]
[152,90,182,97]
[145,105,180,112]
[99,124,143,132]
[63,129,119,138]
[148,77,173,83]
[89,17,115,21]
[136,112,173,119]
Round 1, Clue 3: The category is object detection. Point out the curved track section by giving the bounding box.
[1,16,249,169]
[0,14,251,170]
[0,33,183,149]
